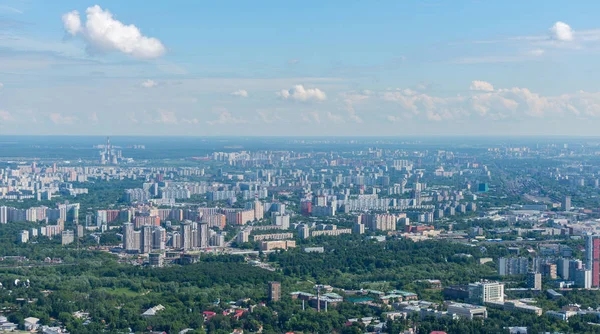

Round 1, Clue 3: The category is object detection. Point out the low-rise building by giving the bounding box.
[447,302,488,319]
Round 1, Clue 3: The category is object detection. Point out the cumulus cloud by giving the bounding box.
[155,110,178,124]
[62,5,166,59]
[368,81,600,122]
[301,111,321,124]
[206,109,247,126]
[326,112,344,123]
[549,21,574,42]
[231,89,248,97]
[340,92,369,123]
[256,110,282,124]
[470,80,495,92]
[141,79,158,88]
[278,85,326,102]
[62,10,81,35]
[49,113,77,125]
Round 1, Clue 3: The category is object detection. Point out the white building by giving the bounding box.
[468,282,504,304]
[447,302,488,319]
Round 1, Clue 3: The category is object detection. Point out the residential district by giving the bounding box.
[2,137,600,333]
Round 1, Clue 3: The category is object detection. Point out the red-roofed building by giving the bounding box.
[202,311,216,320]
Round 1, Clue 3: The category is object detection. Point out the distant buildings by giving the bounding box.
[19,230,29,243]
[361,213,400,231]
[527,272,542,290]
[61,230,74,245]
[447,303,487,320]
[468,282,504,304]
[498,257,529,276]
[563,196,571,211]
[268,281,281,302]
[585,234,600,287]
[260,240,296,251]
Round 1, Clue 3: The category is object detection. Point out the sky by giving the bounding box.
[2,1,600,136]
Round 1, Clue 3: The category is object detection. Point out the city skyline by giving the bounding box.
[3,1,600,135]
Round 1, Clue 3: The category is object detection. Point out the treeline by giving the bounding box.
[269,237,502,289]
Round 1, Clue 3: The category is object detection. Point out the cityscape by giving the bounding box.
[0,137,599,333]
[3,1,600,333]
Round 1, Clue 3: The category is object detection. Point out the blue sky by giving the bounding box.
[1,0,600,136]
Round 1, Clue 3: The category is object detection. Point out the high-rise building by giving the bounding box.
[254,200,264,220]
[237,230,249,244]
[61,230,75,245]
[569,259,583,282]
[563,196,571,211]
[353,223,365,234]
[557,258,571,280]
[542,263,557,280]
[298,224,310,239]
[153,226,166,250]
[181,221,193,251]
[0,206,7,224]
[272,213,290,229]
[362,213,397,231]
[468,282,504,304]
[575,269,592,289]
[198,223,209,248]
[527,272,542,290]
[19,230,29,243]
[141,226,154,254]
[133,230,141,252]
[122,223,136,252]
[202,213,226,229]
[268,281,281,302]
[586,234,600,287]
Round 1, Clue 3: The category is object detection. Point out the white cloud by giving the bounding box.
[367,82,600,122]
[256,110,282,124]
[0,82,3,89]
[231,89,248,97]
[62,5,166,59]
[549,21,574,41]
[141,79,158,88]
[0,6,23,14]
[155,110,178,124]
[326,112,344,123]
[0,110,13,121]
[526,49,545,56]
[49,113,77,125]
[288,59,300,65]
[301,111,321,124]
[182,118,199,124]
[340,92,368,123]
[62,10,81,35]
[89,112,98,122]
[470,80,495,92]
[127,112,140,124]
[206,109,247,125]
[278,85,327,102]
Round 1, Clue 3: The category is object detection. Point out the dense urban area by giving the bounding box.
[1,136,600,334]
